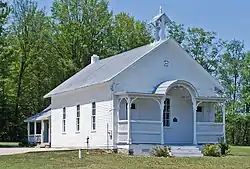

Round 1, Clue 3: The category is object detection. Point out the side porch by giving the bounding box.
[114,80,226,146]
[24,106,51,146]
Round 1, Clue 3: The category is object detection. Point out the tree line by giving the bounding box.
[0,0,249,145]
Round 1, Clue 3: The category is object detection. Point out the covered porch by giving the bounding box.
[115,80,226,145]
[24,106,51,145]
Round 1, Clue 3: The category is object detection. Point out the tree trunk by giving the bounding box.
[13,57,25,141]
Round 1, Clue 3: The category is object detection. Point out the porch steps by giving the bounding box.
[37,143,50,148]
[170,146,203,157]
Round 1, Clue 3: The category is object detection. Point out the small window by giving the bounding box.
[76,105,80,132]
[62,107,66,133]
[126,103,136,110]
[91,102,96,130]
[29,122,34,135]
[197,106,203,113]
[36,122,41,134]
[125,103,136,120]
[163,98,170,127]
[131,103,136,109]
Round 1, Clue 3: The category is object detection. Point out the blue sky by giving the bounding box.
[37,0,250,50]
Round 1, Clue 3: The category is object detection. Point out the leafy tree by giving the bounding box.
[9,0,49,140]
[167,21,186,44]
[183,27,223,75]
[218,40,245,112]
[51,0,114,78]
[111,12,152,54]
[240,52,250,113]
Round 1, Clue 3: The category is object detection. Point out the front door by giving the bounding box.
[43,120,49,143]
[164,89,193,144]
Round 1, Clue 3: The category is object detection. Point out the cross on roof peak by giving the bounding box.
[159,6,163,14]
[149,6,171,42]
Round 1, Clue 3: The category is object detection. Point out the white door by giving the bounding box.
[164,89,193,144]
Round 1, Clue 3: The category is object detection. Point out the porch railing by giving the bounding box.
[28,134,41,143]
[196,122,224,143]
[117,120,161,144]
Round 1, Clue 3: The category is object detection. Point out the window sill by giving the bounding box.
[62,132,67,135]
[91,130,96,133]
[75,131,80,134]
[163,126,171,129]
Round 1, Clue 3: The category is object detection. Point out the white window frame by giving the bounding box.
[76,105,80,132]
[163,98,170,127]
[62,107,66,133]
[29,122,35,135]
[91,102,96,131]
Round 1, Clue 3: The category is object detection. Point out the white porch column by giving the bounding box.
[192,97,197,145]
[34,121,37,142]
[127,97,131,144]
[49,119,51,143]
[41,120,44,144]
[27,122,30,142]
[160,96,166,145]
[222,102,226,143]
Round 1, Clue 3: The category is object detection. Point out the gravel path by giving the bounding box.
[0,148,72,156]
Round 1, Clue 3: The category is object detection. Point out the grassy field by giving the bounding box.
[0,146,250,169]
[0,142,19,148]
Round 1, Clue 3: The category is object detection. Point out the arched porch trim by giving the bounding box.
[155,80,199,144]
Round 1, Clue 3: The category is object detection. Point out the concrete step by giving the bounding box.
[170,146,203,157]
[37,143,50,148]
[173,153,203,157]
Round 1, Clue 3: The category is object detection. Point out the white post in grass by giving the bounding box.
[79,149,82,159]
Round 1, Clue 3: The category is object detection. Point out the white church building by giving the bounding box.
[25,8,226,156]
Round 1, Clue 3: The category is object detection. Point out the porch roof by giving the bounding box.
[115,91,164,98]
[196,96,227,102]
[154,79,199,97]
[24,105,51,122]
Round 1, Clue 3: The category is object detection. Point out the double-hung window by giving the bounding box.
[62,107,66,133]
[91,102,96,131]
[163,98,170,127]
[76,105,80,132]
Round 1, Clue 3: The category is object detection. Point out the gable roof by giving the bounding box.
[44,38,223,98]
[44,41,164,98]
[24,105,51,122]
[169,39,224,91]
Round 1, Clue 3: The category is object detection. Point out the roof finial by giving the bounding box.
[159,6,163,14]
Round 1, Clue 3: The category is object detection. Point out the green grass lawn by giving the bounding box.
[0,142,19,148]
[0,146,250,169]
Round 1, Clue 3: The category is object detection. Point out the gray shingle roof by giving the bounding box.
[44,41,164,98]
[25,105,51,122]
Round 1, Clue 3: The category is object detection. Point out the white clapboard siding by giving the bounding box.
[51,100,113,148]
[113,39,219,97]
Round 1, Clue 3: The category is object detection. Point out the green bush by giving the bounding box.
[219,142,230,155]
[18,140,37,147]
[203,144,221,157]
[152,146,172,157]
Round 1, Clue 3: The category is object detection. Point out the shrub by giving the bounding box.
[18,140,37,147]
[128,149,134,155]
[203,144,221,157]
[219,142,230,155]
[152,146,172,157]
